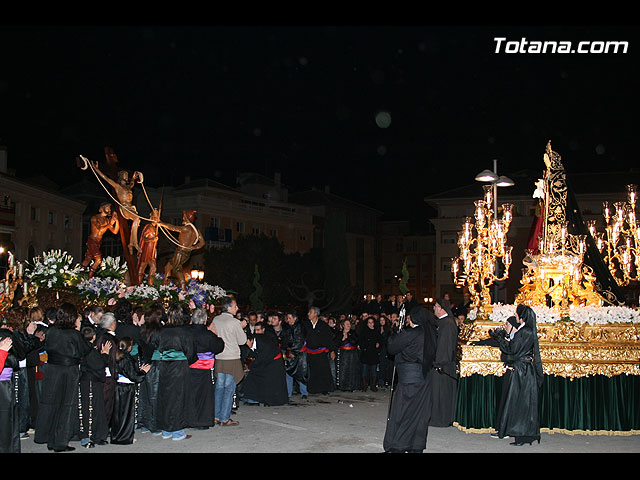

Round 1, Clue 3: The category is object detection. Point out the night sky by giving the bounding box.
[2,23,640,219]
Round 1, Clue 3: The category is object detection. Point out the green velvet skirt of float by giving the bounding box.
[454,373,640,435]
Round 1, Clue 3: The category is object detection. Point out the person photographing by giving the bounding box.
[383,306,436,454]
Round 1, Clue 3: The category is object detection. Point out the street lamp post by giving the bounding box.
[474,159,515,304]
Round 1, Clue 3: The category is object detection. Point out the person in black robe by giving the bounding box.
[490,304,543,446]
[94,311,119,429]
[156,304,197,440]
[114,299,143,362]
[489,315,520,438]
[185,308,224,429]
[25,306,49,433]
[429,298,459,427]
[78,326,111,448]
[3,307,40,440]
[0,326,26,453]
[383,306,436,454]
[335,318,360,392]
[137,303,164,434]
[302,307,336,395]
[111,337,150,444]
[284,311,308,399]
[357,316,384,392]
[34,303,92,452]
[241,331,289,406]
[377,316,392,390]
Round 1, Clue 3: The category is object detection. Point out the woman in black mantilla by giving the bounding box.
[490,304,543,446]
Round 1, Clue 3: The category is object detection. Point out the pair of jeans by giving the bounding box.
[285,373,308,397]
[215,372,236,422]
[362,364,378,377]
[161,429,186,440]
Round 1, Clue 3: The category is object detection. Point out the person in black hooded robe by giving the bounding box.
[383,306,437,453]
[490,304,543,446]
[241,330,289,406]
[429,298,459,427]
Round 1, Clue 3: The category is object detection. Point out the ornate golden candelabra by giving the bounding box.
[0,251,31,311]
[452,184,514,319]
[590,184,640,286]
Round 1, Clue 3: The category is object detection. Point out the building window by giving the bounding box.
[441,258,452,272]
[30,206,39,221]
[64,215,71,229]
[48,211,55,225]
[236,221,245,233]
[210,217,220,228]
[299,234,307,241]
[441,231,457,244]
[270,228,278,237]
[252,225,261,235]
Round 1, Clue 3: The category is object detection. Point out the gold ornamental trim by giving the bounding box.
[453,423,640,437]
[458,320,640,378]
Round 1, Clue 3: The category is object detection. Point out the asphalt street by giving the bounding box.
[19,388,640,455]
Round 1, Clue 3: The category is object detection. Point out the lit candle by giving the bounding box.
[603,201,611,223]
[628,184,637,206]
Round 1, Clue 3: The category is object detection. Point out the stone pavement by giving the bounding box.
[19,389,640,454]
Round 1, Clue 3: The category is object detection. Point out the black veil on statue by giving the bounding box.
[565,175,626,306]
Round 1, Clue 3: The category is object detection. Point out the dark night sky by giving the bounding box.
[2,23,640,219]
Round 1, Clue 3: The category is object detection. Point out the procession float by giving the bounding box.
[451,141,640,436]
[0,148,227,319]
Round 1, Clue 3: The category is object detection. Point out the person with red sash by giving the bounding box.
[302,307,337,395]
[240,329,289,406]
[185,308,224,429]
[335,318,360,391]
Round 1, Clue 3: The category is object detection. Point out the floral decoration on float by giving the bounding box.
[22,249,227,311]
[466,303,640,325]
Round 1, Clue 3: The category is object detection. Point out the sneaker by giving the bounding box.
[161,433,172,439]
[172,434,192,441]
[20,432,29,440]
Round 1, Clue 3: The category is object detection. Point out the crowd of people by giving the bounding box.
[0,287,542,453]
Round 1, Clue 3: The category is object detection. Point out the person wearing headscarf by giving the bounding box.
[383,306,436,453]
[429,298,459,427]
[489,304,543,446]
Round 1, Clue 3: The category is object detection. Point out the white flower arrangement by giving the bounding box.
[467,303,640,325]
[95,256,128,281]
[25,249,83,289]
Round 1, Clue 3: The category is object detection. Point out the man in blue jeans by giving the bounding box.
[212,297,247,426]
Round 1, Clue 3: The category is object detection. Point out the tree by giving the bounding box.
[321,210,353,313]
[249,264,265,311]
[399,257,409,295]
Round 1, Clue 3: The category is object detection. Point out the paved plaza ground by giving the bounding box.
[19,388,640,455]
